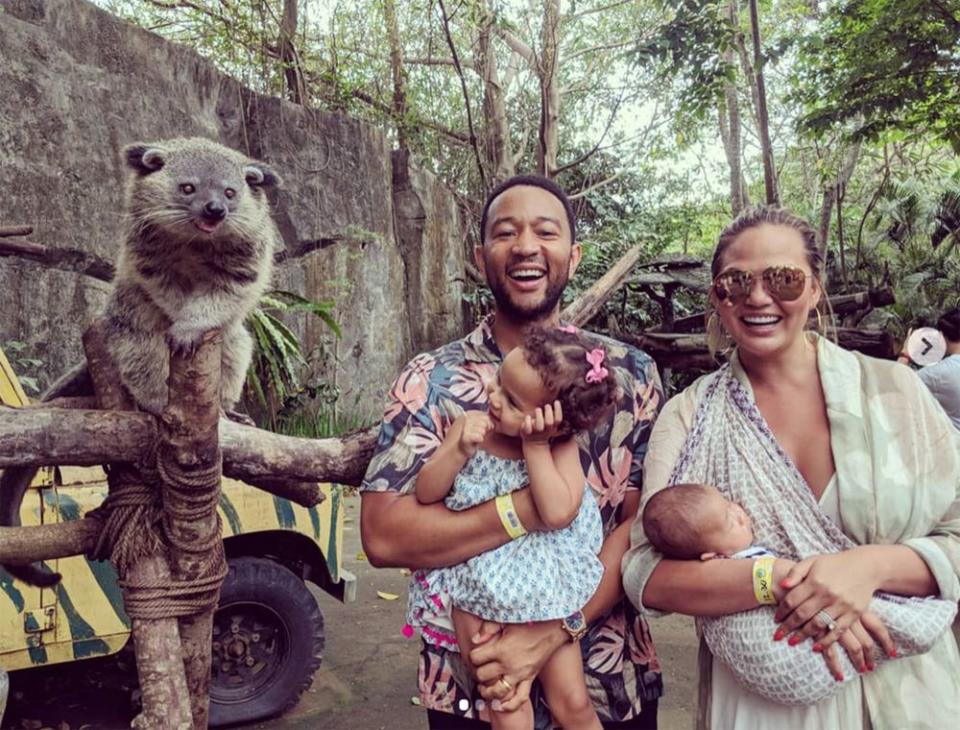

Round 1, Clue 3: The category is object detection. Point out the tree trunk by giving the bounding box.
[817,140,862,258]
[747,0,778,205]
[718,0,748,215]
[278,0,306,105]
[537,0,562,178]
[477,12,515,183]
[383,0,409,150]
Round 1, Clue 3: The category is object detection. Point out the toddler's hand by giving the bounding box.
[458,411,493,457]
[520,400,564,444]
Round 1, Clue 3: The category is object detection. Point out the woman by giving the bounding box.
[622,206,960,729]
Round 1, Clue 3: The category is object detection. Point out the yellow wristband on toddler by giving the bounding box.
[752,557,777,605]
[495,494,527,539]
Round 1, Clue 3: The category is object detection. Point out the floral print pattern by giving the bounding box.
[362,316,664,727]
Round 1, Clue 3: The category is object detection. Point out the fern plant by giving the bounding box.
[244,290,341,428]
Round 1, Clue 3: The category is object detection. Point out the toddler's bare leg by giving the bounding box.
[451,608,533,730]
[539,640,602,730]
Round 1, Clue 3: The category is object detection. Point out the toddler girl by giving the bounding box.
[406,325,617,730]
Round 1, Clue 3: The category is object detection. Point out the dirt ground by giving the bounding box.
[2,494,699,730]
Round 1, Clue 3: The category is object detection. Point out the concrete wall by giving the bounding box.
[0,0,465,418]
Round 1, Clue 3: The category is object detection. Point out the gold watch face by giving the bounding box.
[563,610,586,639]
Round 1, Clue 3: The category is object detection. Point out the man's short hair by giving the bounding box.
[938,307,960,343]
[479,175,577,244]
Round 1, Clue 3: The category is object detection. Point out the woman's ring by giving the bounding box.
[816,609,838,633]
[497,676,513,693]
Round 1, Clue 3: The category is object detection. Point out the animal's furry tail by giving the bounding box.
[1,363,93,587]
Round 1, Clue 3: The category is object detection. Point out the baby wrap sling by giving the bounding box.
[667,364,957,706]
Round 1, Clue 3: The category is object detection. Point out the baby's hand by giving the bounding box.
[458,411,493,458]
[521,400,564,444]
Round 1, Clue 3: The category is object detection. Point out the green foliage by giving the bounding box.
[791,0,960,152]
[2,341,44,395]
[631,0,734,129]
[244,290,340,429]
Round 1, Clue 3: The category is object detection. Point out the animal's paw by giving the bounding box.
[223,408,256,427]
[166,322,206,353]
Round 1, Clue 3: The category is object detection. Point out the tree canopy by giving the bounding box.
[94,0,960,355]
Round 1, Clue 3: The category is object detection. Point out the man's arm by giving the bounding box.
[467,491,641,696]
[361,487,544,569]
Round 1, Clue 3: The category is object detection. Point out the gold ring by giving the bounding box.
[497,676,513,693]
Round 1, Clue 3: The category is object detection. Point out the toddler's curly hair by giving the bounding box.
[521,325,619,433]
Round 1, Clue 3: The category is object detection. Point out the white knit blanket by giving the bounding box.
[668,366,957,705]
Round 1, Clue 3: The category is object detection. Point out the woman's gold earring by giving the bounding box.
[815,307,824,334]
[706,311,732,356]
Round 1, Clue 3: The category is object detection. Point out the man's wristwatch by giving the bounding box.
[561,609,588,643]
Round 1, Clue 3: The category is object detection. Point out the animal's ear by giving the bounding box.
[125,144,166,174]
[244,163,282,189]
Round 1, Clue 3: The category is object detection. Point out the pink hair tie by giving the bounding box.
[558,325,577,334]
[585,349,608,383]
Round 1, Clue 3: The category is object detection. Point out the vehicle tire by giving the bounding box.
[208,556,324,727]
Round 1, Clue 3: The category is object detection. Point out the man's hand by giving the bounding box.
[468,620,566,703]
[458,411,494,458]
[520,400,564,444]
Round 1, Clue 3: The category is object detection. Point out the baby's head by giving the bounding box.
[486,325,619,438]
[642,483,754,560]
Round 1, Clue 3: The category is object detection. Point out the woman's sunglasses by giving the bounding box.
[712,265,809,305]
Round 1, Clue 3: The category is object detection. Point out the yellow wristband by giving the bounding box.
[752,557,777,605]
[495,494,527,539]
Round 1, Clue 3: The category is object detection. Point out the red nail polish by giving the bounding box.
[834,673,844,682]
[889,648,898,658]
[812,643,822,653]
[788,634,802,646]
[773,630,785,641]
[867,663,875,672]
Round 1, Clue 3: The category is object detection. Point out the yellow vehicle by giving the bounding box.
[0,346,355,725]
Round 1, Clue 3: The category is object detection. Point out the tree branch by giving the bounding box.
[0,238,115,282]
[437,0,486,190]
[0,518,102,564]
[560,245,643,326]
[0,409,379,489]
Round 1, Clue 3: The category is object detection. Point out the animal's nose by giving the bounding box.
[203,201,226,220]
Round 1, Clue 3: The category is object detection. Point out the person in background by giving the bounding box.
[898,307,960,428]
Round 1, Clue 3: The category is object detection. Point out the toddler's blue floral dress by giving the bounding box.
[405,449,603,643]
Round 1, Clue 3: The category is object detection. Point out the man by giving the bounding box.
[361,175,663,729]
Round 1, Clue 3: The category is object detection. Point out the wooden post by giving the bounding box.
[82,323,193,730]
[159,332,227,729]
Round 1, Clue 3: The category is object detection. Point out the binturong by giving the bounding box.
[0,138,283,586]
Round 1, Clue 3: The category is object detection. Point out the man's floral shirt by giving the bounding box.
[361,317,664,727]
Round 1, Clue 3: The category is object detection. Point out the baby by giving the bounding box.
[643,482,763,561]
[641,482,958,705]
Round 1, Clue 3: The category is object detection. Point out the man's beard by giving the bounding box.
[486,267,569,322]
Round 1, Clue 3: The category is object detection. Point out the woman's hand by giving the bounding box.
[773,550,887,647]
[818,612,896,680]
